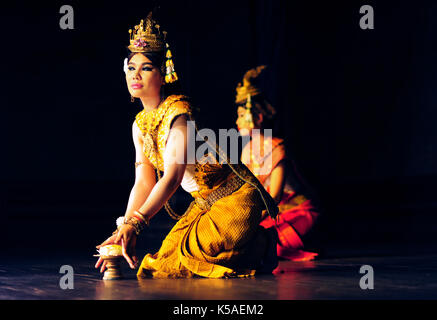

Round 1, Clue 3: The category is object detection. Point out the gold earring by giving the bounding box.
[131,95,135,103]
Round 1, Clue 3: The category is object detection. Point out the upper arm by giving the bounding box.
[162,114,188,184]
[240,142,251,167]
[132,121,156,187]
[269,161,286,203]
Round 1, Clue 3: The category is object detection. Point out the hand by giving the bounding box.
[95,224,139,272]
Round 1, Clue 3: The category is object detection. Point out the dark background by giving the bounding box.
[1,0,436,259]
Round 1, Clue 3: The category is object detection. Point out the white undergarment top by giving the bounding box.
[180,163,199,193]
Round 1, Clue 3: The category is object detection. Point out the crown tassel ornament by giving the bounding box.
[164,42,178,83]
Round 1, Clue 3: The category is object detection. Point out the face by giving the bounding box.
[126,53,163,99]
[236,106,253,136]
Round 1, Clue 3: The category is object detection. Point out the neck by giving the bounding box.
[140,94,163,112]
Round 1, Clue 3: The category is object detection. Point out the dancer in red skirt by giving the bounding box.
[235,66,320,261]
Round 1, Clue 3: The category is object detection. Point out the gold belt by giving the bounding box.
[193,175,246,211]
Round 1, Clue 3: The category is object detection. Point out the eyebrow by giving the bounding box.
[128,62,154,66]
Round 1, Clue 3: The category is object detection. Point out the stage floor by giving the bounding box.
[1,252,436,300]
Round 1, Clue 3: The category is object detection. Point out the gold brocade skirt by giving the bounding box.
[136,173,277,278]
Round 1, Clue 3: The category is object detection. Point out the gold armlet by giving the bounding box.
[135,161,146,168]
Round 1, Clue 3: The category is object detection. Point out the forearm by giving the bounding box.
[269,163,286,204]
[124,182,154,218]
[134,114,187,221]
[136,174,181,221]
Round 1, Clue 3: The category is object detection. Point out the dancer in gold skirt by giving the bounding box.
[95,11,278,278]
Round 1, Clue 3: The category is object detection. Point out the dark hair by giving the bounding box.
[126,51,182,97]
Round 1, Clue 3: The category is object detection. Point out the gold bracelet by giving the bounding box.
[115,215,147,236]
[133,210,150,227]
[123,216,144,235]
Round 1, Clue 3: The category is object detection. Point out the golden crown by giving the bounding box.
[235,65,267,103]
[126,11,178,83]
[235,65,276,119]
[128,12,166,53]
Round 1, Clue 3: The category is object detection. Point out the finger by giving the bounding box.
[100,261,107,273]
[130,245,138,267]
[122,238,134,268]
[95,257,103,268]
[133,255,139,268]
[97,235,116,248]
[121,238,135,269]
[131,238,139,267]
[102,235,115,246]
[121,233,128,251]
[115,230,122,244]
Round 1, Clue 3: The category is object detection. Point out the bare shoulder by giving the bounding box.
[169,113,188,130]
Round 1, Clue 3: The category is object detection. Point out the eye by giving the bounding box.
[142,66,153,71]
[128,66,136,71]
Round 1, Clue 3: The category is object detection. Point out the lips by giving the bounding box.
[131,83,143,89]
